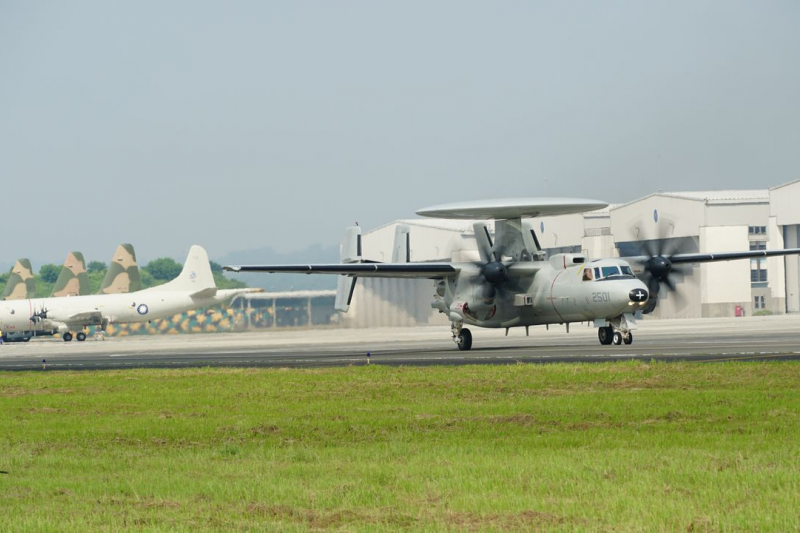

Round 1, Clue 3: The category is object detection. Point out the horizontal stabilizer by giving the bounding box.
[190,287,218,299]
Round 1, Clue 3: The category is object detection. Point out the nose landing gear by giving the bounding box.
[597,316,635,346]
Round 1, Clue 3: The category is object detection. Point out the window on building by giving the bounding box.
[750,242,767,251]
[748,226,768,235]
[751,259,768,283]
[754,296,765,309]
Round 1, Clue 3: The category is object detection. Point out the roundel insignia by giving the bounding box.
[540,221,545,233]
[137,304,149,315]
[653,209,659,223]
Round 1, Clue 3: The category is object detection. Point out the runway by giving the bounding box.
[1,315,799,371]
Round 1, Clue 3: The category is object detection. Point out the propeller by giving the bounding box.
[30,307,48,324]
[470,223,526,304]
[634,218,691,313]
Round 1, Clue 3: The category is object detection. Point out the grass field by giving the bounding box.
[1,362,799,532]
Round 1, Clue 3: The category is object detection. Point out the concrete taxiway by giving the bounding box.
[1,315,799,371]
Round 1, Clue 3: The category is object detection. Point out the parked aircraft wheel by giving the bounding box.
[457,328,473,351]
[63,332,73,342]
[598,327,613,345]
[76,332,87,342]
[623,332,633,345]
[612,331,623,345]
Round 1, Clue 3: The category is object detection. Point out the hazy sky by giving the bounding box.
[2,1,799,264]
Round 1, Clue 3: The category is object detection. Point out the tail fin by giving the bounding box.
[156,245,216,292]
[334,226,362,312]
[2,259,36,300]
[51,252,90,297]
[391,224,411,263]
[99,244,142,294]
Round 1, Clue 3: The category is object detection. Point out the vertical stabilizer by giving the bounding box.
[156,245,216,292]
[334,226,362,312]
[99,244,142,294]
[2,259,36,300]
[51,252,89,297]
[391,225,411,263]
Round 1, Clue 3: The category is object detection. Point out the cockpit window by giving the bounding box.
[601,266,621,278]
[593,264,636,280]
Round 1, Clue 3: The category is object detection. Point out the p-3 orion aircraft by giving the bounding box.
[225,198,800,350]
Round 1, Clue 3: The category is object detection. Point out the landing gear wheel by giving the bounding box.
[598,327,613,345]
[457,328,473,351]
[62,332,73,342]
[623,332,633,345]
[76,332,87,342]
[612,331,623,345]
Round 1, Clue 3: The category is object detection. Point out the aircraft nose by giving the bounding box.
[629,288,648,303]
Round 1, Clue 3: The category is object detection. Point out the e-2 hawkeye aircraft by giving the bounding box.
[224,198,800,350]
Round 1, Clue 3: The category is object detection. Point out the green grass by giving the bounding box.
[1,362,799,531]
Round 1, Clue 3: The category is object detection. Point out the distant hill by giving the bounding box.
[214,244,339,292]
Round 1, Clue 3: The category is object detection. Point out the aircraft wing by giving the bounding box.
[224,263,458,279]
[669,248,800,264]
[626,248,800,266]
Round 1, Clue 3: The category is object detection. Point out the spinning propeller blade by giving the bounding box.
[635,217,691,313]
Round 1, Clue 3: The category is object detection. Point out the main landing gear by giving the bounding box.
[452,322,473,351]
[598,324,633,346]
[62,331,88,342]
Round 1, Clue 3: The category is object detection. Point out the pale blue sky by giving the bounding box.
[1,1,799,264]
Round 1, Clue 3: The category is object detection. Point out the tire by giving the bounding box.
[612,331,623,345]
[76,332,87,342]
[63,332,73,342]
[598,326,613,345]
[457,328,473,351]
[624,332,633,345]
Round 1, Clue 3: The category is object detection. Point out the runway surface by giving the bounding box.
[1,315,799,371]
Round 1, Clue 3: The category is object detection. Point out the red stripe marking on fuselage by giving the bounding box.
[549,269,566,323]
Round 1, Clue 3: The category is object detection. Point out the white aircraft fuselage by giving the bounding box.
[0,245,257,341]
[440,255,649,329]
[0,289,244,334]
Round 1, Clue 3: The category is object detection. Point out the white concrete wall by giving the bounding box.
[770,180,800,226]
[535,213,585,249]
[706,203,770,227]
[767,216,786,313]
[611,195,705,243]
[581,235,617,260]
[700,226,751,306]
[343,277,443,328]
[362,222,473,262]
[784,225,800,313]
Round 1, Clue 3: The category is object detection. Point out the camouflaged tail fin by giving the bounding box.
[51,251,90,297]
[99,244,142,294]
[2,259,36,300]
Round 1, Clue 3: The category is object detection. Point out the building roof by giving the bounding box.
[769,178,800,191]
[612,189,769,210]
[366,218,479,235]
